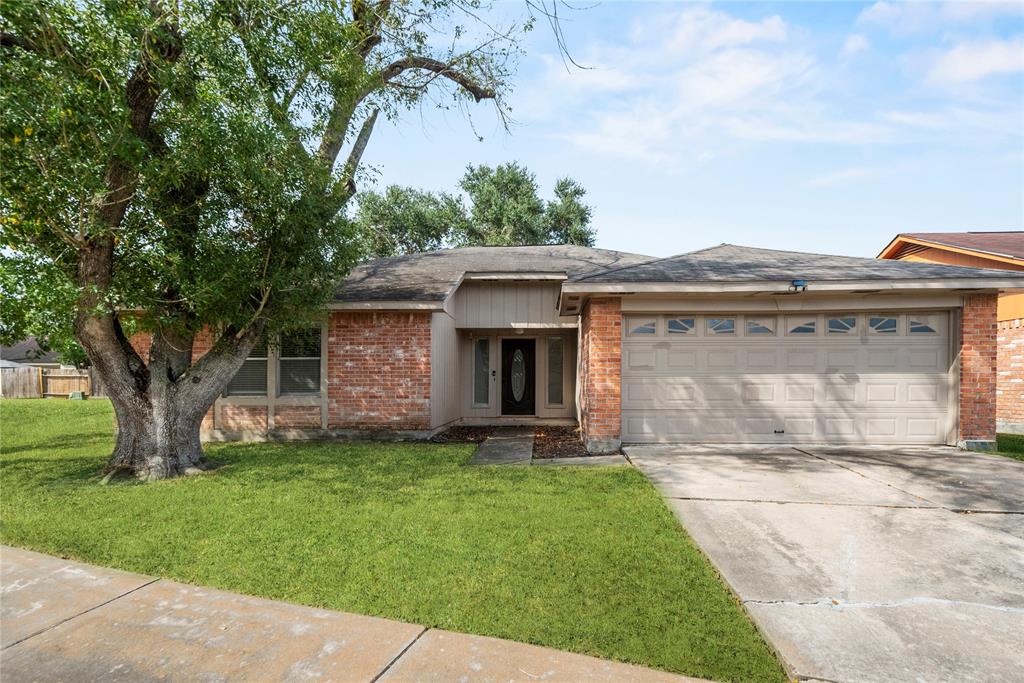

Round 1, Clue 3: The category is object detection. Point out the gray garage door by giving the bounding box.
[621,311,953,444]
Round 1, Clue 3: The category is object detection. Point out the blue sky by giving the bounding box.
[362,1,1024,258]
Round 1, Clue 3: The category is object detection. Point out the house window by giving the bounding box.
[547,337,563,405]
[667,317,695,334]
[226,337,268,396]
[827,316,857,335]
[745,317,775,335]
[909,316,938,334]
[869,315,898,334]
[278,328,321,395]
[473,338,489,406]
[627,318,657,336]
[706,317,735,335]
[787,317,816,335]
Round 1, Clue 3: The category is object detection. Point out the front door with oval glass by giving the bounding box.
[501,338,535,415]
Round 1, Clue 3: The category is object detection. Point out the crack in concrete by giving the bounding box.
[666,495,941,510]
[2,576,162,651]
[744,596,1024,613]
[369,625,429,682]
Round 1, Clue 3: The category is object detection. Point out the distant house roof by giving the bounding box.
[0,359,27,368]
[335,245,654,304]
[0,338,59,365]
[569,243,1024,284]
[878,231,1024,263]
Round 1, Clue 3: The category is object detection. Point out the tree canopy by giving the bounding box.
[353,161,595,257]
[0,0,531,478]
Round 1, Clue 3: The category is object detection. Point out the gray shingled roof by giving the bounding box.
[571,244,1024,284]
[336,245,654,302]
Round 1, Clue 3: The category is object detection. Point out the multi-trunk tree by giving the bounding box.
[1,0,528,480]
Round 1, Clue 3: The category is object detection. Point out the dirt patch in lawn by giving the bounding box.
[532,425,592,459]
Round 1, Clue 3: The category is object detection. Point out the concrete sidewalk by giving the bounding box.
[1,546,698,683]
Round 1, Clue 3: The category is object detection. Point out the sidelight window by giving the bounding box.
[473,338,489,406]
[547,337,564,405]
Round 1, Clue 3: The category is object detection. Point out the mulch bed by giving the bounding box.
[531,425,592,459]
[433,424,614,459]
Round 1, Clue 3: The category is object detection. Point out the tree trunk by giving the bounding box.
[81,314,264,481]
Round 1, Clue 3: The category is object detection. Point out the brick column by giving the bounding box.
[580,298,621,453]
[959,293,998,449]
[997,318,1024,435]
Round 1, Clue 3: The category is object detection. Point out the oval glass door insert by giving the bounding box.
[510,349,526,401]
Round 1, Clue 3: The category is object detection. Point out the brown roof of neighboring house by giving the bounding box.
[880,231,1024,261]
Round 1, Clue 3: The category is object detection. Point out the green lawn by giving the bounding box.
[0,399,783,682]
[996,433,1024,462]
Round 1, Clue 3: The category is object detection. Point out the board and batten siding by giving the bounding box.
[430,311,460,429]
[453,281,576,328]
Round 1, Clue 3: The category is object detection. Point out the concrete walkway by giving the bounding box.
[628,444,1024,683]
[0,546,697,683]
[467,427,534,465]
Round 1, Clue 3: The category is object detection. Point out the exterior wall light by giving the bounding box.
[789,279,808,293]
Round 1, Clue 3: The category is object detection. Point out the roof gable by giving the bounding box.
[879,231,1024,263]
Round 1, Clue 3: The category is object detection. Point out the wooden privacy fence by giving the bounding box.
[0,367,105,398]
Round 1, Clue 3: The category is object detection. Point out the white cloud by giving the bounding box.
[926,38,1024,83]
[841,34,870,57]
[674,49,815,109]
[858,1,1023,34]
[661,7,787,53]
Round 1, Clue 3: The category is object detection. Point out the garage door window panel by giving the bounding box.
[667,317,696,335]
[909,315,938,334]
[745,317,776,336]
[869,315,898,334]
[827,316,857,335]
[627,318,657,336]
[707,317,735,335]
[786,316,817,335]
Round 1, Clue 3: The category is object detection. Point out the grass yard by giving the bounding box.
[0,399,784,682]
[996,433,1024,462]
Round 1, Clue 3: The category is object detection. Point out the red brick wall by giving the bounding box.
[579,298,621,453]
[220,405,268,431]
[997,318,1024,434]
[275,405,322,429]
[959,294,998,444]
[326,311,431,430]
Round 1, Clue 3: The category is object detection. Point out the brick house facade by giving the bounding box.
[117,244,1019,451]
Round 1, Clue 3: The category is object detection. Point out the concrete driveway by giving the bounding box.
[626,444,1024,683]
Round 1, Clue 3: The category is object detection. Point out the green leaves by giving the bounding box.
[1,0,525,353]
[352,162,597,258]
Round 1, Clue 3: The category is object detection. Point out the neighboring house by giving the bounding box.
[144,244,1023,451]
[878,232,1024,435]
[0,338,61,368]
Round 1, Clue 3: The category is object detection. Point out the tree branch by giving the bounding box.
[378,56,496,102]
[335,108,379,204]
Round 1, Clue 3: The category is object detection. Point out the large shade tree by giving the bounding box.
[353,161,595,257]
[1,0,530,480]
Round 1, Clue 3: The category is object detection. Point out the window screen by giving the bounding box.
[278,328,321,395]
[473,338,489,405]
[226,337,268,396]
[547,337,563,405]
